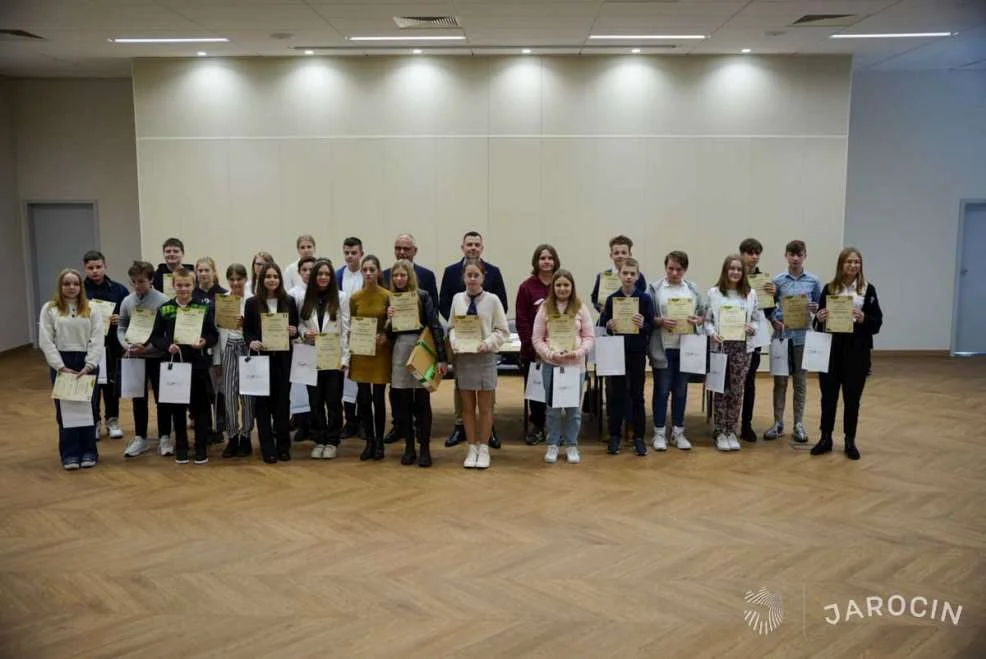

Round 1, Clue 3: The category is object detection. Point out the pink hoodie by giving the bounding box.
[531,300,595,368]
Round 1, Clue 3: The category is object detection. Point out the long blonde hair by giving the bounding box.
[543,269,582,317]
[389,259,418,293]
[828,247,867,295]
[50,268,91,317]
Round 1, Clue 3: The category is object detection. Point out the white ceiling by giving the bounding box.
[0,0,984,78]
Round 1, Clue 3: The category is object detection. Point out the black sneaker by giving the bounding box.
[278,450,292,462]
[633,438,647,457]
[221,439,238,458]
[607,437,621,455]
[488,427,502,449]
[524,429,545,446]
[236,436,252,457]
[740,427,758,443]
[383,427,400,444]
[445,425,465,447]
[175,449,190,464]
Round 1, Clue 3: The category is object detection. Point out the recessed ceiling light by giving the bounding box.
[630,48,641,54]
[412,49,423,54]
[109,37,229,44]
[304,49,314,55]
[196,51,207,57]
[521,48,532,54]
[741,48,751,53]
[589,34,706,40]
[346,35,465,42]
[829,32,953,39]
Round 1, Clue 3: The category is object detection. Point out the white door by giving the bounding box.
[29,202,99,341]
[953,202,986,355]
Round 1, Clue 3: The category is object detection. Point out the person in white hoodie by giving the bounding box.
[38,268,104,470]
[704,255,762,452]
[531,270,595,465]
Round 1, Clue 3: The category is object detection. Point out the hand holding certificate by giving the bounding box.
[547,314,577,352]
[52,372,97,401]
[350,317,378,356]
[390,292,421,332]
[611,297,639,335]
[453,315,482,353]
[666,297,696,335]
[718,305,747,341]
[781,294,810,330]
[315,332,342,370]
[90,299,116,337]
[174,307,206,345]
[748,273,773,311]
[825,295,854,333]
[215,294,242,330]
[124,308,156,346]
[261,312,290,351]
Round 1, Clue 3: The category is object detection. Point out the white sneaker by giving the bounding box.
[464,444,479,468]
[652,428,668,451]
[322,444,337,459]
[671,426,691,450]
[158,435,175,456]
[793,422,809,443]
[124,436,148,458]
[716,434,731,452]
[107,418,124,439]
[476,444,491,469]
[566,446,581,464]
[311,444,325,459]
[727,433,741,451]
[544,445,559,463]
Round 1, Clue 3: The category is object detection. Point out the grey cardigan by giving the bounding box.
[646,278,706,369]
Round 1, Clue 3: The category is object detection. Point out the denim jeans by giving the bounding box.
[541,363,584,447]
[50,351,99,462]
[652,348,689,429]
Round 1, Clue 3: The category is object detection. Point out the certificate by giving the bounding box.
[350,317,378,356]
[162,273,176,299]
[215,294,242,330]
[612,297,639,335]
[547,314,577,352]
[825,295,854,334]
[718,305,746,342]
[261,312,290,351]
[781,294,809,330]
[52,372,96,402]
[90,299,116,337]
[748,273,773,310]
[124,308,156,345]
[174,307,205,345]
[666,297,696,335]
[316,332,342,370]
[597,272,621,304]
[453,315,482,353]
[593,336,625,376]
[390,292,421,332]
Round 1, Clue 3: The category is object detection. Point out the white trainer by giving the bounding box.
[476,444,491,469]
[544,445,559,463]
[671,426,692,450]
[727,433,741,451]
[464,444,479,468]
[566,446,581,464]
[311,444,325,459]
[716,434,731,452]
[322,445,337,459]
[107,418,124,439]
[652,428,668,451]
[124,436,148,458]
[158,435,175,456]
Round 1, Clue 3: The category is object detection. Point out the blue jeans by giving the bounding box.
[541,363,584,447]
[50,351,99,462]
[652,348,689,428]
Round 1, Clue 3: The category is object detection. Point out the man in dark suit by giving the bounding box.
[439,230,509,448]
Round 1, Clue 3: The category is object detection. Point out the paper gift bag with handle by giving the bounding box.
[158,358,192,405]
[120,357,146,399]
[238,354,270,397]
[406,326,444,393]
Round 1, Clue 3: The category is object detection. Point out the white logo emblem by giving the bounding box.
[744,586,783,635]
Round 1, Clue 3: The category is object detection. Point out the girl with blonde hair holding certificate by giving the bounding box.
[450,258,508,469]
[39,268,104,470]
[704,255,761,452]
[349,255,392,462]
[809,247,883,460]
[531,270,594,464]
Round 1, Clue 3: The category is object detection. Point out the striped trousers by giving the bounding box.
[221,337,254,438]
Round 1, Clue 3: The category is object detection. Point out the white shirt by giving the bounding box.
[656,280,693,350]
[341,266,363,297]
[283,260,302,292]
[836,280,865,311]
[288,284,307,312]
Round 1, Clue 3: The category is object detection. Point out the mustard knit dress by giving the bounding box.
[348,286,392,385]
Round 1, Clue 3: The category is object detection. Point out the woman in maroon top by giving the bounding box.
[515,244,560,445]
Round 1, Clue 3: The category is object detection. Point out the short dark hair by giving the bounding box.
[462,257,486,276]
[162,237,185,252]
[225,263,248,279]
[530,244,560,276]
[664,250,689,269]
[127,260,154,279]
[609,235,633,250]
[171,266,195,281]
[462,231,482,243]
[620,257,639,272]
[298,255,317,268]
[739,238,763,255]
[343,237,363,250]
[83,250,105,264]
[785,240,806,256]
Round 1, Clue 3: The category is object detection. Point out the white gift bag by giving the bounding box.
[61,400,95,428]
[680,334,708,375]
[551,366,582,409]
[342,376,358,404]
[289,343,318,387]
[705,352,728,394]
[769,339,790,377]
[594,336,626,376]
[290,382,311,414]
[120,358,146,399]
[158,360,192,405]
[238,354,271,397]
[524,362,546,403]
[97,351,108,384]
[752,318,773,349]
[802,331,832,373]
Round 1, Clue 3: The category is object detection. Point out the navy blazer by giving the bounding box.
[439,259,508,321]
[383,263,439,313]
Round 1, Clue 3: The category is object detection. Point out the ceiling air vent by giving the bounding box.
[0,29,45,41]
[393,16,462,29]
[790,15,859,27]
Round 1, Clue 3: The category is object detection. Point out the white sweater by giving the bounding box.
[448,291,509,353]
[38,302,104,370]
[298,290,352,368]
[703,287,762,354]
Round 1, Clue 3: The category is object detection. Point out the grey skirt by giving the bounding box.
[455,352,498,391]
[391,333,421,390]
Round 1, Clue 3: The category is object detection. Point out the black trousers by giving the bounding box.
[358,383,387,441]
[308,370,343,446]
[607,352,647,440]
[255,367,291,458]
[392,388,433,445]
[819,351,869,440]
[160,367,211,457]
[95,340,122,421]
[741,348,761,430]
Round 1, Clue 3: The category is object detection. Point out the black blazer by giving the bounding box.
[813,282,883,365]
[383,264,439,315]
[243,295,300,371]
[439,259,508,321]
[387,289,448,363]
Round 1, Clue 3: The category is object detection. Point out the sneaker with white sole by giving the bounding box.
[311,444,325,459]
[566,446,581,464]
[80,454,97,468]
[652,427,667,451]
[62,458,81,470]
[107,418,124,439]
[727,433,741,451]
[763,422,784,440]
[322,445,337,459]
[464,444,479,468]
[124,436,148,458]
[715,434,731,452]
[793,422,808,443]
[476,444,491,469]
[544,445,559,463]
[671,426,691,450]
[158,435,175,456]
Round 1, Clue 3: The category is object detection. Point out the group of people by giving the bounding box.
[39,230,882,472]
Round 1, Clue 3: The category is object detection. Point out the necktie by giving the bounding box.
[467,292,481,315]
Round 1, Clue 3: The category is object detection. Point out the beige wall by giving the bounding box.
[133,55,851,310]
[0,81,29,351]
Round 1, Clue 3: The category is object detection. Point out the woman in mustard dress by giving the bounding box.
[348,255,392,461]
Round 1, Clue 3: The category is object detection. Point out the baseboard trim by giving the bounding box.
[873,350,950,358]
[0,344,33,358]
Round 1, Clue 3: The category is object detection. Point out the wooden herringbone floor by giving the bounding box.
[1,348,985,659]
